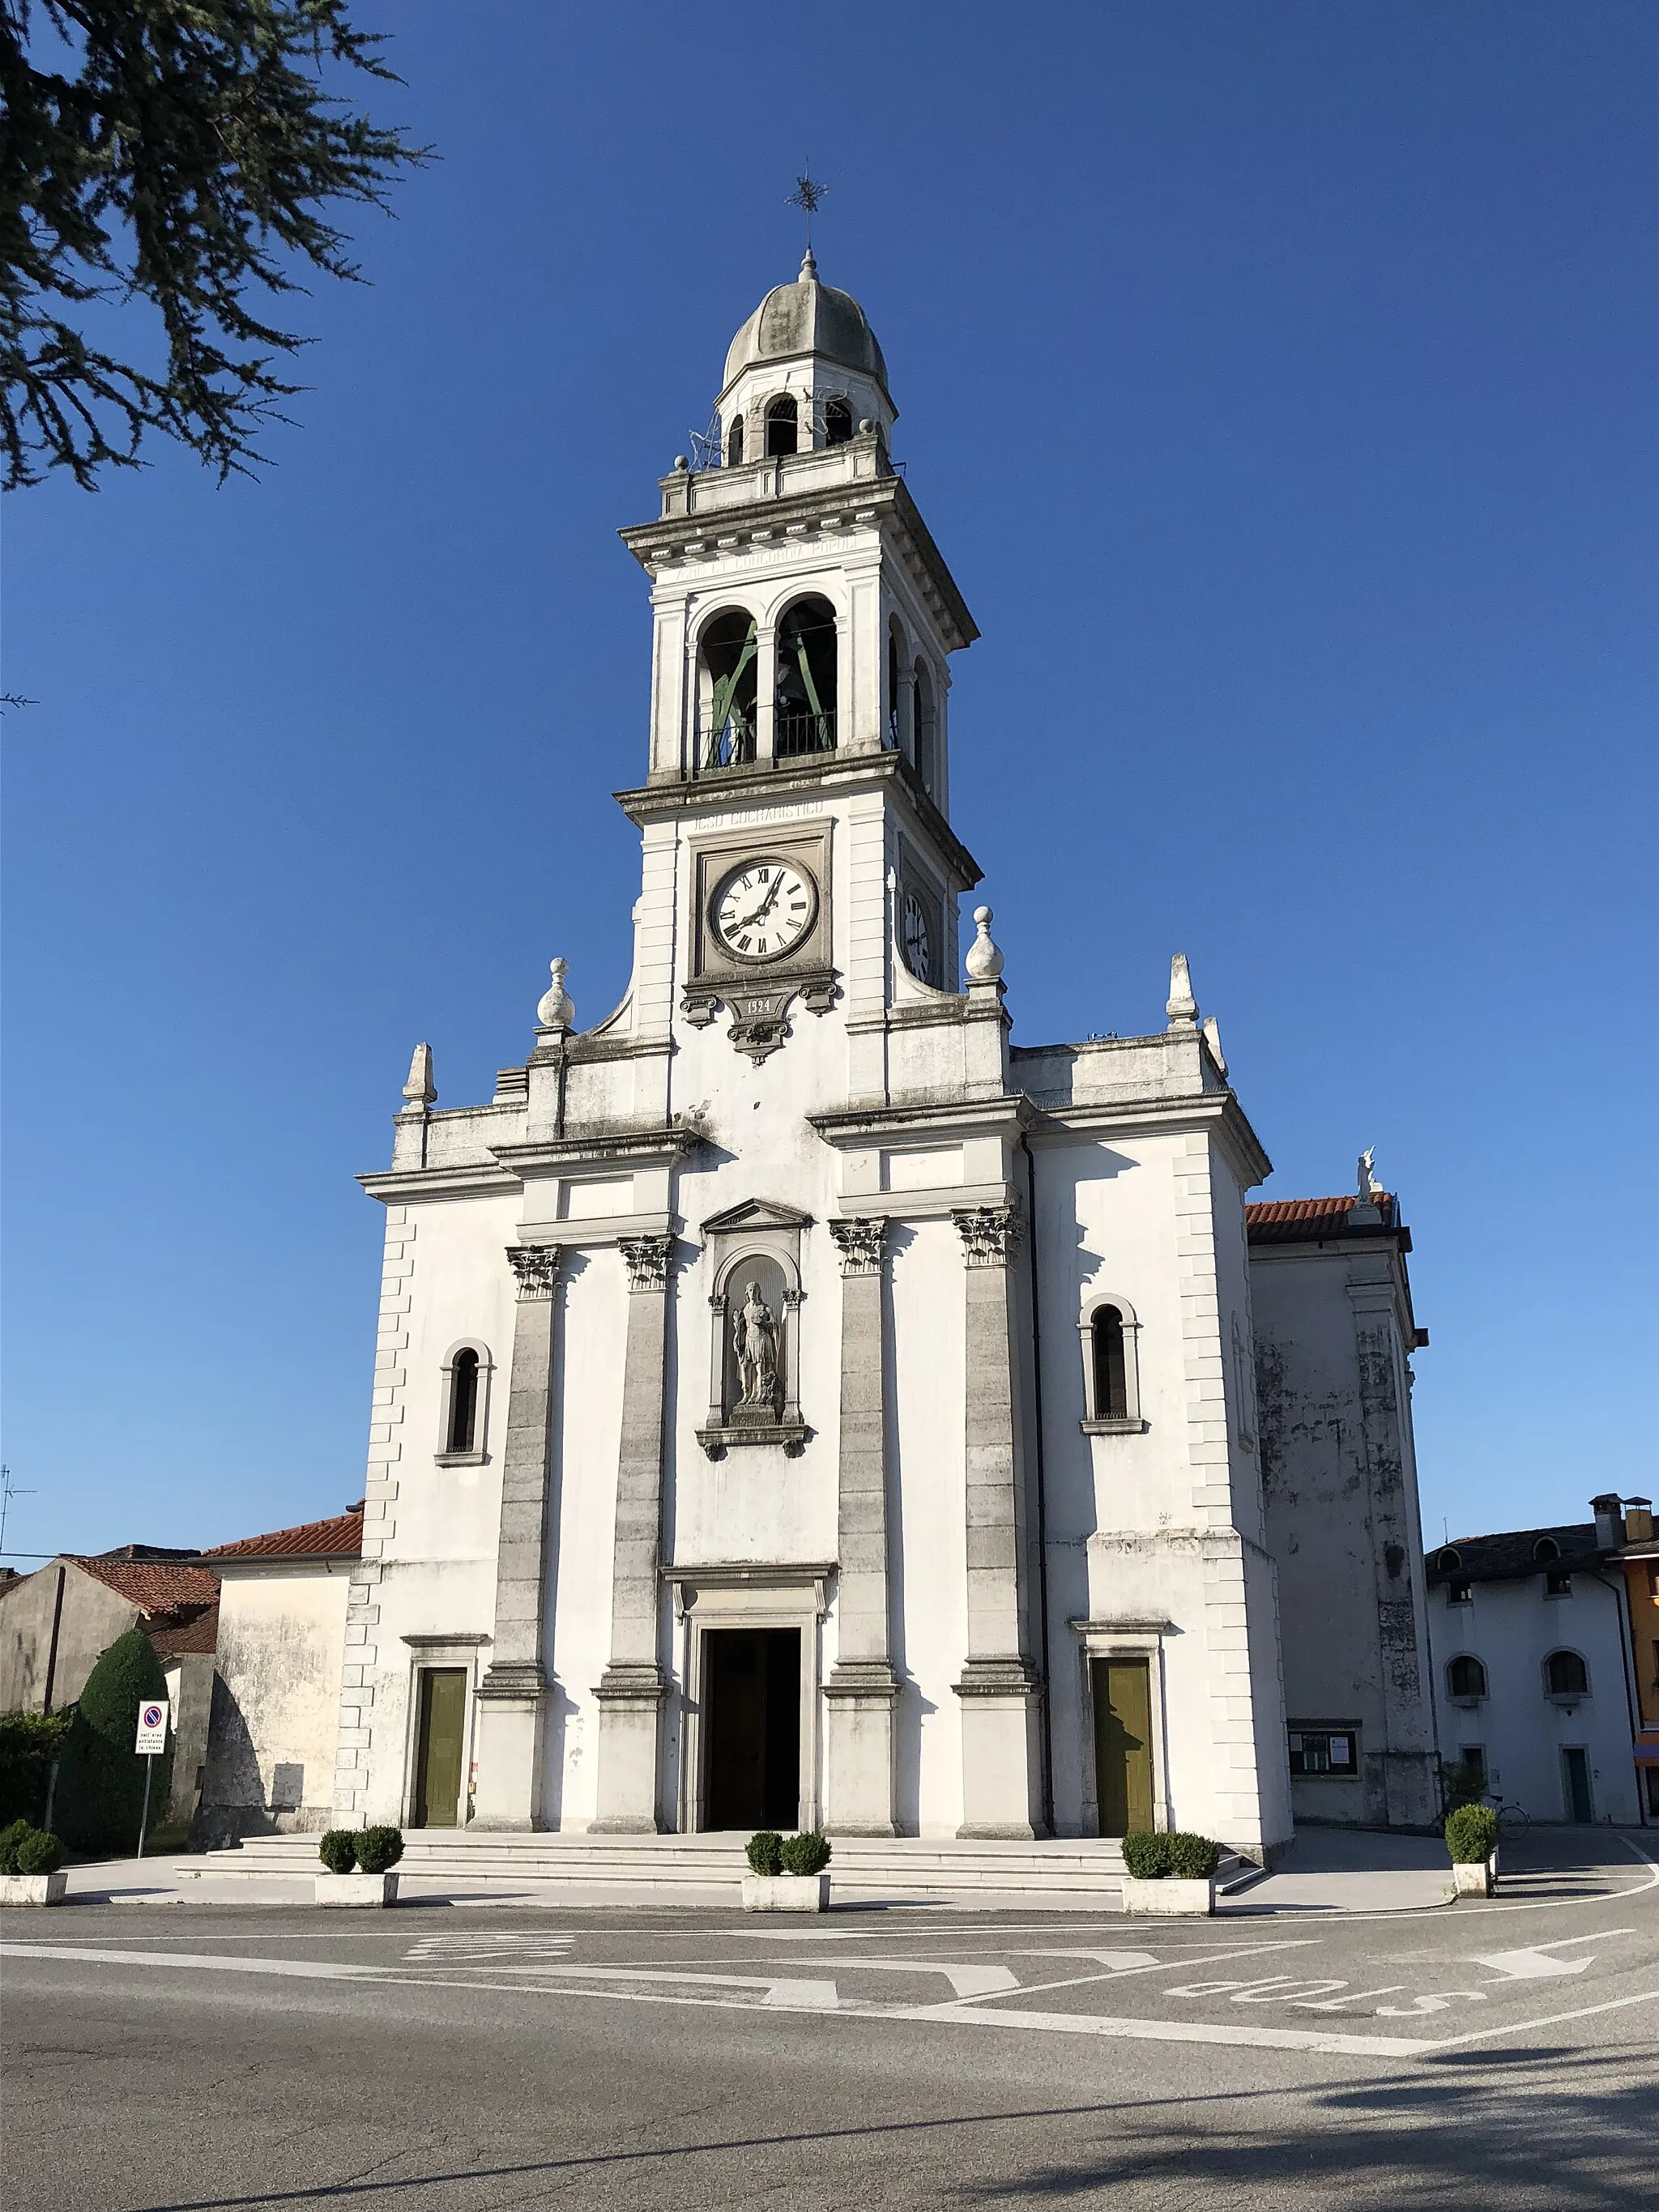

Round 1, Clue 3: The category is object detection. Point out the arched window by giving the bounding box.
[1447,1655,1488,1701]
[886,623,905,751]
[913,660,936,793]
[727,413,744,467]
[765,394,799,457]
[447,1349,479,1454]
[1545,1650,1589,1698]
[1437,1547,1462,1573]
[775,596,837,755]
[1093,1309,1128,1421]
[437,1343,492,1464]
[697,607,760,769]
[1533,1536,1560,1562]
[1079,1294,1142,1430]
[824,395,854,446]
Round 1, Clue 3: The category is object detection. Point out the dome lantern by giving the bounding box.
[716,254,895,467]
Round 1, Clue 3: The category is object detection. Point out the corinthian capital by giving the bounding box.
[620,1234,675,1293]
[952,1204,1022,1268]
[829,1217,885,1277]
[506,1244,560,1299]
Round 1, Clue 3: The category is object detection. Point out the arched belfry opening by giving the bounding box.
[775,597,837,756]
[824,394,853,446]
[913,659,936,793]
[698,609,759,769]
[765,394,799,456]
[726,413,744,467]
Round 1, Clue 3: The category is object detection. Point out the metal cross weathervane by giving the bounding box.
[787,173,828,251]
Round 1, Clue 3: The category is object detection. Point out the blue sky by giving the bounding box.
[5,1,1655,1563]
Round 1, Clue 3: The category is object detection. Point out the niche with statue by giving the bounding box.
[695,1199,810,1457]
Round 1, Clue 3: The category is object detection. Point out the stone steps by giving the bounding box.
[186,1831,1257,1898]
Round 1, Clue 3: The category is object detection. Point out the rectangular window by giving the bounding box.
[1545,1570,1572,1597]
[1448,1581,1472,1605]
[1460,1745,1487,1784]
[1289,1728,1358,1778]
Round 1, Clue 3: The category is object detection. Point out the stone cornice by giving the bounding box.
[808,1093,1038,1148]
[1029,1091,1273,1191]
[358,1163,522,1206]
[489,1126,700,1176]
[619,474,977,652]
[614,749,982,893]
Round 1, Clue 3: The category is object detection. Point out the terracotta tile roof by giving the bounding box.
[1246,1193,1399,1241]
[70,1557,221,1615]
[148,1602,220,1658]
[205,1506,364,1562]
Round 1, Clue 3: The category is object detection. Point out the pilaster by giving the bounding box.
[591,1234,676,1833]
[823,1217,899,1835]
[472,1243,561,1830]
[950,1204,1044,1839]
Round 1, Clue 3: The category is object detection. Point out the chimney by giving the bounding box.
[1623,1497,1653,1544]
[1590,1494,1623,1548]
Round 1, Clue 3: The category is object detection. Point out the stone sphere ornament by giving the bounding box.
[536,957,574,1029]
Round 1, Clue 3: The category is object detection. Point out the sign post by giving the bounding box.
[134,1698,169,1858]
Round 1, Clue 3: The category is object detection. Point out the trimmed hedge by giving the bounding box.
[1445,1803,1499,1864]
[318,1829,358,1874]
[1121,1831,1221,1881]
[52,1629,173,1856]
[778,1831,831,1877]
[356,1826,404,1874]
[746,1830,783,1877]
[1,1819,64,1876]
[0,1711,71,1826]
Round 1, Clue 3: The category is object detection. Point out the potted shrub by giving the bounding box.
[315,1825,404,1907]
[1119,1830,1220,1916]
[0,1819,68,1906]
[1445,1803,1500,1898]
[741,1829,831,1912]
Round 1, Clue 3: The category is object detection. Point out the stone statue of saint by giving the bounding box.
[733,1280,779,1409]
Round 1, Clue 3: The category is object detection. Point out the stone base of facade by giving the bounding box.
[471,1672,548,1831]
[590,1666,668,1833]
[824,1661,900,1836]
[953,1657,1047,1839]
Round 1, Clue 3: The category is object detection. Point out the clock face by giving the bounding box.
[902,889,933,982]
[710,858,818,963]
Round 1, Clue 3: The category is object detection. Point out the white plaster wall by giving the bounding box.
[207,1569,349,1822]
[1428,1576,1640,1826]
[544,1247,628,1830]
[887,1217,968,1836]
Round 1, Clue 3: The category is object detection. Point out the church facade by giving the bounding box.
[326,257,1437,1859]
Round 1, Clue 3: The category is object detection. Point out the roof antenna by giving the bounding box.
[787,170,827,277]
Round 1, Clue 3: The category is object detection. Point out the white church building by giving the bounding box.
[291,254,1441,1863]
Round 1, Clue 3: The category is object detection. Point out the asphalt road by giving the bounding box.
[5,1833,1656,2211]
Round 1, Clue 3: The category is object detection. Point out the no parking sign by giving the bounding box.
[134,1699,169,1754]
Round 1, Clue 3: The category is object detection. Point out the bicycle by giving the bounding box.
[1486,1792,1530,1836]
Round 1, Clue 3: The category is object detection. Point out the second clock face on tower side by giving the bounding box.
[710,858,819,963]
[902,889,933,982]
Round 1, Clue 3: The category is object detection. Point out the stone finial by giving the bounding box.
[965,906,1004,983]
[1201,1015,1226,1076]
[672,454,689,473]
[800,247,819,282]
[402,1042,436,1110]
[1166,953,1198,1029]
[536,957,574,1030]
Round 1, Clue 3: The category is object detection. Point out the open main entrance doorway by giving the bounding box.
[703,1629,800,1831]
[1092,1656,1154,1836]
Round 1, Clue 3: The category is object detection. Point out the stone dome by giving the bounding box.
[722,252,889,399]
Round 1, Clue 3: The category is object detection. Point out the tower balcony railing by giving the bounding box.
[697,710,837,772]
[775,710,837,758]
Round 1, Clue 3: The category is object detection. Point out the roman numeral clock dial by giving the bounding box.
[711,859,818,961]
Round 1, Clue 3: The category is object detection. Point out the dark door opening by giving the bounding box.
[1092,1656,1154,1837]
[1562,1745,1593,1824]
[412,1668,467,1828]
[703,1628,800,1831]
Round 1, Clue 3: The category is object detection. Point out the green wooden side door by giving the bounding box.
[413,1668,467,1828]
[1092,1657,1154,1836]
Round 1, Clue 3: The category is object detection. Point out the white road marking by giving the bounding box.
[750,1957,1019,1997]
[1375,1992,1489,2014]
[1465,1928,1633,1979]
[1013,1950,1159,1971]
[404,1932,577,1961]
[882,2001,1436,2057]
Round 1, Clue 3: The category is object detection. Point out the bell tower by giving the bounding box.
[613,253,982,1072]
